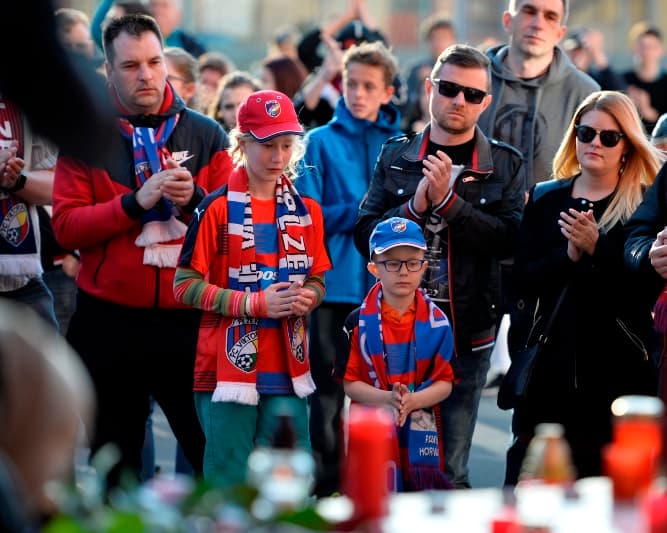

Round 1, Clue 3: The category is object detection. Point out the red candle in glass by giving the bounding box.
[602,442,654,501]
[343,404,394,521]
[611,396,664,483]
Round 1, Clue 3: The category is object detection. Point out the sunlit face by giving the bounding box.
[342,62,394,122]
[427,63,491,137]
[503,0,567,60]
[242,134,296,186]
[220,85,255,131]
[105,31,167,115]
[575,109,627,177]
[368,246,427,300]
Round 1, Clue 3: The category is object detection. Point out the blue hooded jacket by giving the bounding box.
[297,97,402,304]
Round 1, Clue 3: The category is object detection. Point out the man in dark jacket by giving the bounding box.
[52,14,232,487]
[354,43,524,488]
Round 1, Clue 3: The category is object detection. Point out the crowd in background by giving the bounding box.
[3,0,667,530]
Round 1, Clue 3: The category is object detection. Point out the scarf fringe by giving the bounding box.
[135,217,187,247]
[407,465,453,491]
[142,243,183,267]
[212,381,260,405]
[654,289,667,333]
[0,254,43,276]
[291,372,316,398]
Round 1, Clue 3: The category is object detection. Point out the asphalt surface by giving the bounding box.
[74,384,513,489]
[146,386,513,489]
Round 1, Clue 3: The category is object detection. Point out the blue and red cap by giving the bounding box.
[369,217,427,260]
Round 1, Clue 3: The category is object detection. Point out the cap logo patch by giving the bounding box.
[265,100,281,118]
[390,219,407,233]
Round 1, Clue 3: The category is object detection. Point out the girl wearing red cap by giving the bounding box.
[174,90,332,487]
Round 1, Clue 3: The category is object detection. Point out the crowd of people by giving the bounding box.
[3,0,667,529]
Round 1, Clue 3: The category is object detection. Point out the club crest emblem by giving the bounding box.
[0,203,30,247]
[288,316,306,363]
[390,219,407,233]
[227,318,258,372]
[265,100,281,118]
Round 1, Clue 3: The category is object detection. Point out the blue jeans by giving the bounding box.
[42,268,77,335]
[195,393,310,489]
[1,277,58,330]
[439,346,492,488]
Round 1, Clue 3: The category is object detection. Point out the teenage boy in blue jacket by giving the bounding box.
[297,39,403,497]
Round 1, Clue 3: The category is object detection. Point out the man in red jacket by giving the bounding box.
[52,14,232,486]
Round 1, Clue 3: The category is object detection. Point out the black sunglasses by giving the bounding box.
[575,125,625,148]
[430,79,487,104]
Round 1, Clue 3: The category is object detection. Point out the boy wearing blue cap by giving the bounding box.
[334,217,455,491]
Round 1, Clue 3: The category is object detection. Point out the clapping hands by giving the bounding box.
[558,208,599,262]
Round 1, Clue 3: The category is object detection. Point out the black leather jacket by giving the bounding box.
[354,125,524,356]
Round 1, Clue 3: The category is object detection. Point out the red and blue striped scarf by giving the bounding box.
[117,112,186,267]
[213,166,316,405]
[358,282,454,491]
[0,97,41,277]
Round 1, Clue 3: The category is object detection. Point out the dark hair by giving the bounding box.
[103,13,163,64]
[431,43,491,88]
[262,56,307,100]
[336,20,387,50]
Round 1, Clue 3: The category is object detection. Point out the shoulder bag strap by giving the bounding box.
[537,285,568,346]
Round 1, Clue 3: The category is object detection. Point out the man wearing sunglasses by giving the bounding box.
[477,0,599,191]
[354,43,524,488]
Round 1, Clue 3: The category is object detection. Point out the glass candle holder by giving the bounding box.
[343,404,394,521]
[611,396,664,482]
[602,441,654,501]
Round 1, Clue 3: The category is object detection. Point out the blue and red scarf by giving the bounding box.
[213,167,316,405]
[117,106,185,267]
[0,96,41,277]
[358,282,455,491]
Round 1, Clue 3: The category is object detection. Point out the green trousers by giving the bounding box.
[194,392,310,488]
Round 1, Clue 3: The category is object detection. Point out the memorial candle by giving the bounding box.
[343,404,394,521]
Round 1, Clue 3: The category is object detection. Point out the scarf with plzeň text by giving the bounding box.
[213,166,316,405]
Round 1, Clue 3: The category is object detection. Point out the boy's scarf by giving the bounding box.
[118,113,186,267]
[358,282,452,491]
[213,167,316,405]
[0,96,41,277]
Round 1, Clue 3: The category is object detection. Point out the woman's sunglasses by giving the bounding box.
[430,79,487,104]
[575,125,625,148]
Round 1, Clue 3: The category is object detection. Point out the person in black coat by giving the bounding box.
[505,91,666,485]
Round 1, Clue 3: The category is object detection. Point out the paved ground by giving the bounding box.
[147,387,513,489]
[76,385,513,489]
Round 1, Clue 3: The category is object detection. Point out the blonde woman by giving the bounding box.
[505,90,666,485]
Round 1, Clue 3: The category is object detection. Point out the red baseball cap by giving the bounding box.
[237,90,304,142]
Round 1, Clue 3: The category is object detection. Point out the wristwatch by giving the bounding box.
[2,173,27,193]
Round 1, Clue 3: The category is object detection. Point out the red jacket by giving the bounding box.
[52,87,232,309]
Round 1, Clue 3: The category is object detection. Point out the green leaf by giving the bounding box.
[42,515,87,533]
[106,512,145,533]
